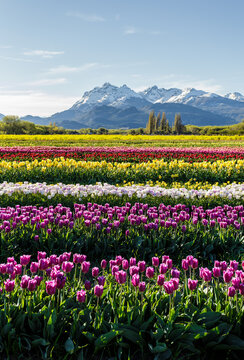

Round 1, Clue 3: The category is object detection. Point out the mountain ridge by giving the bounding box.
[1,83,244,129]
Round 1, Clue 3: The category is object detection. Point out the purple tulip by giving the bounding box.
[152,257,159,267]
[84,280,91,290]
[14,264,22,275]
[122,259,129,270]
[131,274,140,287]
[30,262,39,274]
[34,275,43,286]
[4,279,15,292]
[171,268,180,278]
[45,280,57,295]
[138,281,146,292]
[228,286,236,297]
[115,270,127,284]
[223,270,233,283]
[20,275,30,289]
[182,259,189,271]
[56,272,66,289]
[92,267,99,277]
[20,255,31,266]
[28,279,37,292]
[146,267,154,279]
[138,261,146,273]
[171,278,180,290]
[188,279,198,291]
[77,289,86,303]
[230,260,239,271]
[111,265,119,276]
[98,276,106,286]
[94,285,104,297]
[163,281,174,294]
[129,266,139,276]
[37,251,46,261]
[130,257,137,266]
[232,277,240,290]
[39,258,50,270]
[220,261,228,271]
[101,259,107,269]
[157,274,165,286]
[81,261,90,274]
[212,267,221,278]
[159,263,168,274]
[166,259,173,269]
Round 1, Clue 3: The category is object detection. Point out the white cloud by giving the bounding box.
[124,27,161,35]
[48,63,99,74]
[0,55,37,63]
[124,27,138,35]
[67,11,105,22]
[23,50,64,58]
[0,90,79,117]
[28,78,67,86]
[0,45,12,49]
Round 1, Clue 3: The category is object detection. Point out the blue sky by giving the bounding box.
[0,0,244,116]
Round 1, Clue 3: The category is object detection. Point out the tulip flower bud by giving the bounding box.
[159,263,168,274]
[84,280,91,290]
[157,274,165,286]
[152,257,159,267]
[28,279,37,292]
[146,267,154,279]
[94,285,103,297]
[4,279,15,292]
[45,280,57,295]
[122,259,129,270]
[20,255,31,266]
[101,259,107,269]
[188,278,198,291]
[138,282,146,292]
[77,290,86,303]
[92,267,99,277]
[131,274,140,287]
[228,286,236,297]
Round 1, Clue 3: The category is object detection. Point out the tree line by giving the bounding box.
[145,111,185,134]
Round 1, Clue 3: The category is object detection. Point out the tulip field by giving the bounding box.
[0,136,244,359]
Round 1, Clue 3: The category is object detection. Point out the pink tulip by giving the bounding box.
[45,280,57,295]
[157,274,165,286]
[115,270,127,284]
[131,274,140,287]
[152,257,159,267]
[228,286,236,297]
[146,267,154,279]
[20,255,31,266]
[81,261,90,274]
[163,281,174,294]
[77,290,86,303]
[30,262,39,274]
[28,279,37,292]
[4,279,15,292]
[94,285,103,297]
[188,279,198,291]
[138,282,146,292]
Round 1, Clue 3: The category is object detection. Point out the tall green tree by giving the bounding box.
[165,119,171,134]
[155,112,161,132]
[173,113,185,134]
[146,111,156,134]
[159,112,166,133]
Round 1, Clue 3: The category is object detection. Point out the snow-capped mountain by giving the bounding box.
[71,82,143,110]
[225,92,244,102]
[4,82,243,129]
[139,86,182,103]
